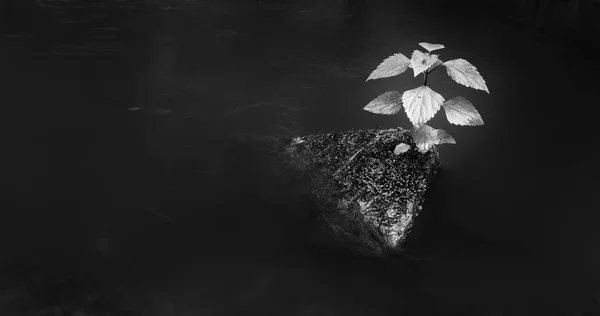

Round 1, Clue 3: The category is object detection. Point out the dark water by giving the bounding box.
[1,0,600,315]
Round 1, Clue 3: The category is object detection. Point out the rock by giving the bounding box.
[233,128,441,257]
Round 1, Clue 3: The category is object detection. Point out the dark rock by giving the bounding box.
[233,128,441,257]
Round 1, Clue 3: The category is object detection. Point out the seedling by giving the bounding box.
[364,42,489,154]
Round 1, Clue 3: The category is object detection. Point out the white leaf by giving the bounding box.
[363,91,403,115]
[443,59,490,93]
[419,42,445,52]
[402,86,445,125]
[410,50,439,77]
[366,53,411,81]
[412,124,438,153]
[442,96,484,126]
[394,143,411,155]
[412,124,457,153]
[436,129,456,144]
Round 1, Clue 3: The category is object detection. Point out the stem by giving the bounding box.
[425,61,444,82]
[429,61,443,73]
[423,71,428,86]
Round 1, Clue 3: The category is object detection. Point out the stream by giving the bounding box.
[1,0,600,315]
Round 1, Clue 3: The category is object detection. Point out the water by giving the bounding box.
[1,0,599,315]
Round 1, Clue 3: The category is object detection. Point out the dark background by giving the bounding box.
[1,0,599,315]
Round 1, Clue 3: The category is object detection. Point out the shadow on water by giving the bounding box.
[1,0,600,315]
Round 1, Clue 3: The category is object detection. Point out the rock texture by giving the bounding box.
[234,128,441,257]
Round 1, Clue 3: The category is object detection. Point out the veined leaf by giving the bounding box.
[412,124,438,153]
[419,42,445,52]
[366,53,411,81]
[412,124,456,153]
[442,96,484,126]
[402,86,444,125]
[363,91,403,115]
[443,59,490,93]
[410,50,439,77]
[394,143,411,155]
[436,129,456,144]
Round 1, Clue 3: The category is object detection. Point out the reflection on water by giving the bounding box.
[1,0,600,315]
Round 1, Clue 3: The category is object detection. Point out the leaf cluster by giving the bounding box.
[364,42,489,153]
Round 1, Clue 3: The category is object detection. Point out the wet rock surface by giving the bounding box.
[237,128,441,257]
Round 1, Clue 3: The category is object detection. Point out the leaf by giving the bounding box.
[443,59,490,93]
[366,53,411,81]
[412,124,438,153]
[363,91,403,115]
[442,96,484,126]
[412,124,456,153]
[410,50,439,77]
[402,86,445,125]
[419,42,445,52]
[394,143,411,155]
[436,129,456,144]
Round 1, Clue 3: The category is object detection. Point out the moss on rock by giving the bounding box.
[232,128,441,257]
[280,128,440,257]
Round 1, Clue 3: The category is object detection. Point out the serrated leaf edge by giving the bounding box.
[366,53,411,82]
[402,86,445,126]
[363,91,404,115]
[442,58,490,94]
[441,96,485,126]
